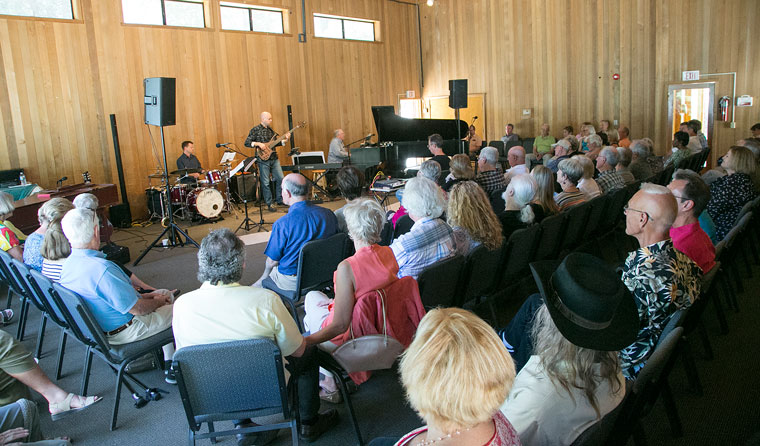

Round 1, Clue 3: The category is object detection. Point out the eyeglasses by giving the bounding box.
[623,204,652,221]
[671,194,691,203]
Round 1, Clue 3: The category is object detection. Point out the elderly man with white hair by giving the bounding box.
[474,146,506,195]
[390,177,455,279]
[620,183,701,379]
[58,208,177,383]
[629,139,654,181]
[503,146,527,186]
[594,146,626,194]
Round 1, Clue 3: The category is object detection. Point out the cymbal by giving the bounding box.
[148,173,168,178]
[170,168,201,175]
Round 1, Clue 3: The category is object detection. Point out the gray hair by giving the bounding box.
[600,146,619,167]
[0,192,14,219]
[73,193,98,211]
[344,198,385,244]
[283,177,309,197]
[586,134,602,147]
[504,174,537,224]
[197,229,245,285]
[418,160,442,182]
[61,208,98,248]
[479,147,499,166]
[630,139,650,158]
[558,158,584,184]
[402,176,446,219]
[573,155,595,180]
[616,146,632,167]
[38,198,74,226]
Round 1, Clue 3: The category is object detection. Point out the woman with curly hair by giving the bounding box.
[447,181,504,256]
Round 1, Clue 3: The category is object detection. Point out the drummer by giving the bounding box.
[176,141,204,184]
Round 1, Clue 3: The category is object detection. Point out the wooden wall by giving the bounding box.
[419,0,759,162]
[0,0,420,215]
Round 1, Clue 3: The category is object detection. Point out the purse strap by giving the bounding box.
[348,288,389,341]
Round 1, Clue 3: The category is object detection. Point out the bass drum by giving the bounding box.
[186,187,224,219]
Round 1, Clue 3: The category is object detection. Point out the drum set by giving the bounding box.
[146,165,242,222]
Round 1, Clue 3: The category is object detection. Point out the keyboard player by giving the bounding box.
[327,129,349,164]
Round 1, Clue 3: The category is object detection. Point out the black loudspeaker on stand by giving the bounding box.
[449,79,468,153]
[109,114,132,228]
[133,77,198,266]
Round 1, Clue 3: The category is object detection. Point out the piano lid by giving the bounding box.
[372,106,469,143]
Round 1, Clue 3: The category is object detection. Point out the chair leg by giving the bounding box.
[16,298,29,340]
[81,348,94,396]
[696,321,714,360]
[336,373,364,446]
[55,330,68,380]
[35,315,48,359]
[4,286,11,309]
[281,297,304,332]
[188,429,195,446]
[208,422,216,444]
[711,285,729,334]
[110,364,127,430]
[660,381,684,438]
[680,340,703,396]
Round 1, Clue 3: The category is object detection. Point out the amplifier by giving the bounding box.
[229,174,258,203]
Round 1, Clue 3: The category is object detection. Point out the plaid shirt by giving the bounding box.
[245,124,281,161]
[475,169,507,195]
[390,218,455,280]
[595,170,625,194]
[619,239,701,379]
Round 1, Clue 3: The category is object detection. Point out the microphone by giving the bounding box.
[58,176,68,182]
[216,142,231,147]
[473,116,478,120]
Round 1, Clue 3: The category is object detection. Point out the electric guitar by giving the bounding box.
[256,121,307,161]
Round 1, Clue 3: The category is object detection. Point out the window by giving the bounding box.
[0,0,74,20]
[313,13,376,42]
[220,2,284,34]
[121,0,205,28]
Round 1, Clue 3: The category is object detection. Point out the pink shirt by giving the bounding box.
[670,222,715,273]
[395,412,522,446]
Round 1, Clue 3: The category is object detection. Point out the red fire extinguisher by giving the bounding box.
[718,96,731,122]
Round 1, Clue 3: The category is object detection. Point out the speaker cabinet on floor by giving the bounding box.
[230,174,258,203]
[144,77,176,126]
[448,79,468,109]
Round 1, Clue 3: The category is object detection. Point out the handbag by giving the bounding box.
[331,289,406,373]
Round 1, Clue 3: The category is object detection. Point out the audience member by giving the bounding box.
[39,204,73,282]
[58,209,177,383]
[0,193,26,244]
[528,123,555,165]
[584,134,603,160]
[561,126,573,139]
[391,177,455,279]
[606,128,620,147]
[616,146,636,185]
[172,229,337,443]
[447,181,504,256]
[575,155,602,199]
[578,124,595,153]
[499,174,538,239]
[500,253,637,445]
[546,138,572,173]
[501,123,519,145]
[629,139,654,181]
[641,138,664,174]
[530,165,559,217]
[0,399,72,446]
[706,146,757,241]
[620,184,701,379]
[503,146,527,185]
[595,146,626,194]
[689,119,708,151]
[0,192,23,262]
[394,308,521,446]
[665,131,691,169]
[334,166,364,233]
[1,328,101,417]
[23,198,73,272]
[392,160,442,228]
[555,158,588,211]
[442,154,475,192]
[254,174,338,293]
[599,119,611,133]
[667,170,716,273]
[618,126,631,148]
[474,147,507,196]
[751,122,760,138]
[427,133,451,171]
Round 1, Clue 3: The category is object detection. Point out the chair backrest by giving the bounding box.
[583,194,609,238]
[599,187,629,233]
[417,255,465,309]
[8,259,46,312]
[737,199,755,220]
[27,269,72,330]
[0,249,26,296]
[295,232,349,297]
[534,212,566,261]
[681,260,721,336]
[51,283,109,352]
[561,200,592,251]
[173,339,290,431]
[522,137,534,154]
[459,243,505,304]
[393,215,415,241]
[500,224,541,286]
[724,211,752,249]
[488,140,505,155]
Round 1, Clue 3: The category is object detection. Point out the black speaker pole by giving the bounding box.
[110,115,129,205]
[455,108,463,154]
[287,104,294,150]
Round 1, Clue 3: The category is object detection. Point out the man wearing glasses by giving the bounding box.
[619,183,702,380]
[667,170,716,273]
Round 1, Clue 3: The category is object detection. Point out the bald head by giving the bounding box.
[282,173,309,203]
[260,111,273,127]
[507,146,526,167]
[625,184,677,243]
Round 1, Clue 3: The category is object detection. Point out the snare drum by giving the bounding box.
[169,184,189,204]
[187,187,224,219]
[205,170,223,184]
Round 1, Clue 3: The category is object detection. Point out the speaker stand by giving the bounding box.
[133,126,199,266]
[454,107,464,154]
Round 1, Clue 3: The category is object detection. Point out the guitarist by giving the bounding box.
[245,111,290,213]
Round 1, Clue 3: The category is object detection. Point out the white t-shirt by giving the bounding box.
[172,282,303,355]
[504,164,528,185]
[501,355,626,446]
[687,136,702,154]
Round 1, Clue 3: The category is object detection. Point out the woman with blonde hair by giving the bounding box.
[394,308,520,446]
[707,145,757,241]
[447,181,504,256]
[530,165,559,217]
[23,198,73,272]
[443,154,475,192]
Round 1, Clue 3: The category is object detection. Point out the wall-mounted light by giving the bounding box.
[426,0,434,6]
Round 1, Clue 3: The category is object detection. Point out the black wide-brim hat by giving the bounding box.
[530,252,639,351]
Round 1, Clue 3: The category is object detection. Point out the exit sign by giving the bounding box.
[682,70,700,81]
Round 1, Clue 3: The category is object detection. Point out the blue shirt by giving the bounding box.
[22,232,44,271]
[264,201,338,276]
[60,249,137,332]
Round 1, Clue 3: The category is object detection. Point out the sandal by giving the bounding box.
[1,309,13,326]
[49,393,102,421]
[319,388,342,404]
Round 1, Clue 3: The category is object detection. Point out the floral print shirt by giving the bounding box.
[619,239,701,379]
[706,172,756,242]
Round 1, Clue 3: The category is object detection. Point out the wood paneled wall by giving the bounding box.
[0,0,420,215]
[419,0,759,162]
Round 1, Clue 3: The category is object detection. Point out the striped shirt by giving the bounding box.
[390,218,455,280]
[555,190,587,211]
[41,258,66,282]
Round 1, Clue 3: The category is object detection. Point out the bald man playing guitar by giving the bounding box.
[245,112,290,213]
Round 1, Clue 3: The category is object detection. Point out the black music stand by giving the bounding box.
[133,126,199,266]
[236,157,269,233]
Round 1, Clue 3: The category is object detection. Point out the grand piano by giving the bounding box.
[350,106,469,178]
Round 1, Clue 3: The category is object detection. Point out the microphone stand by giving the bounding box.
[235,157,269,233]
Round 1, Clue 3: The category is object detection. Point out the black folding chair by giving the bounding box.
[174,339,299,446]
[0,249,31,339]
[533,213,566,261]
[417,255,465,309]
[458,243,506,308]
